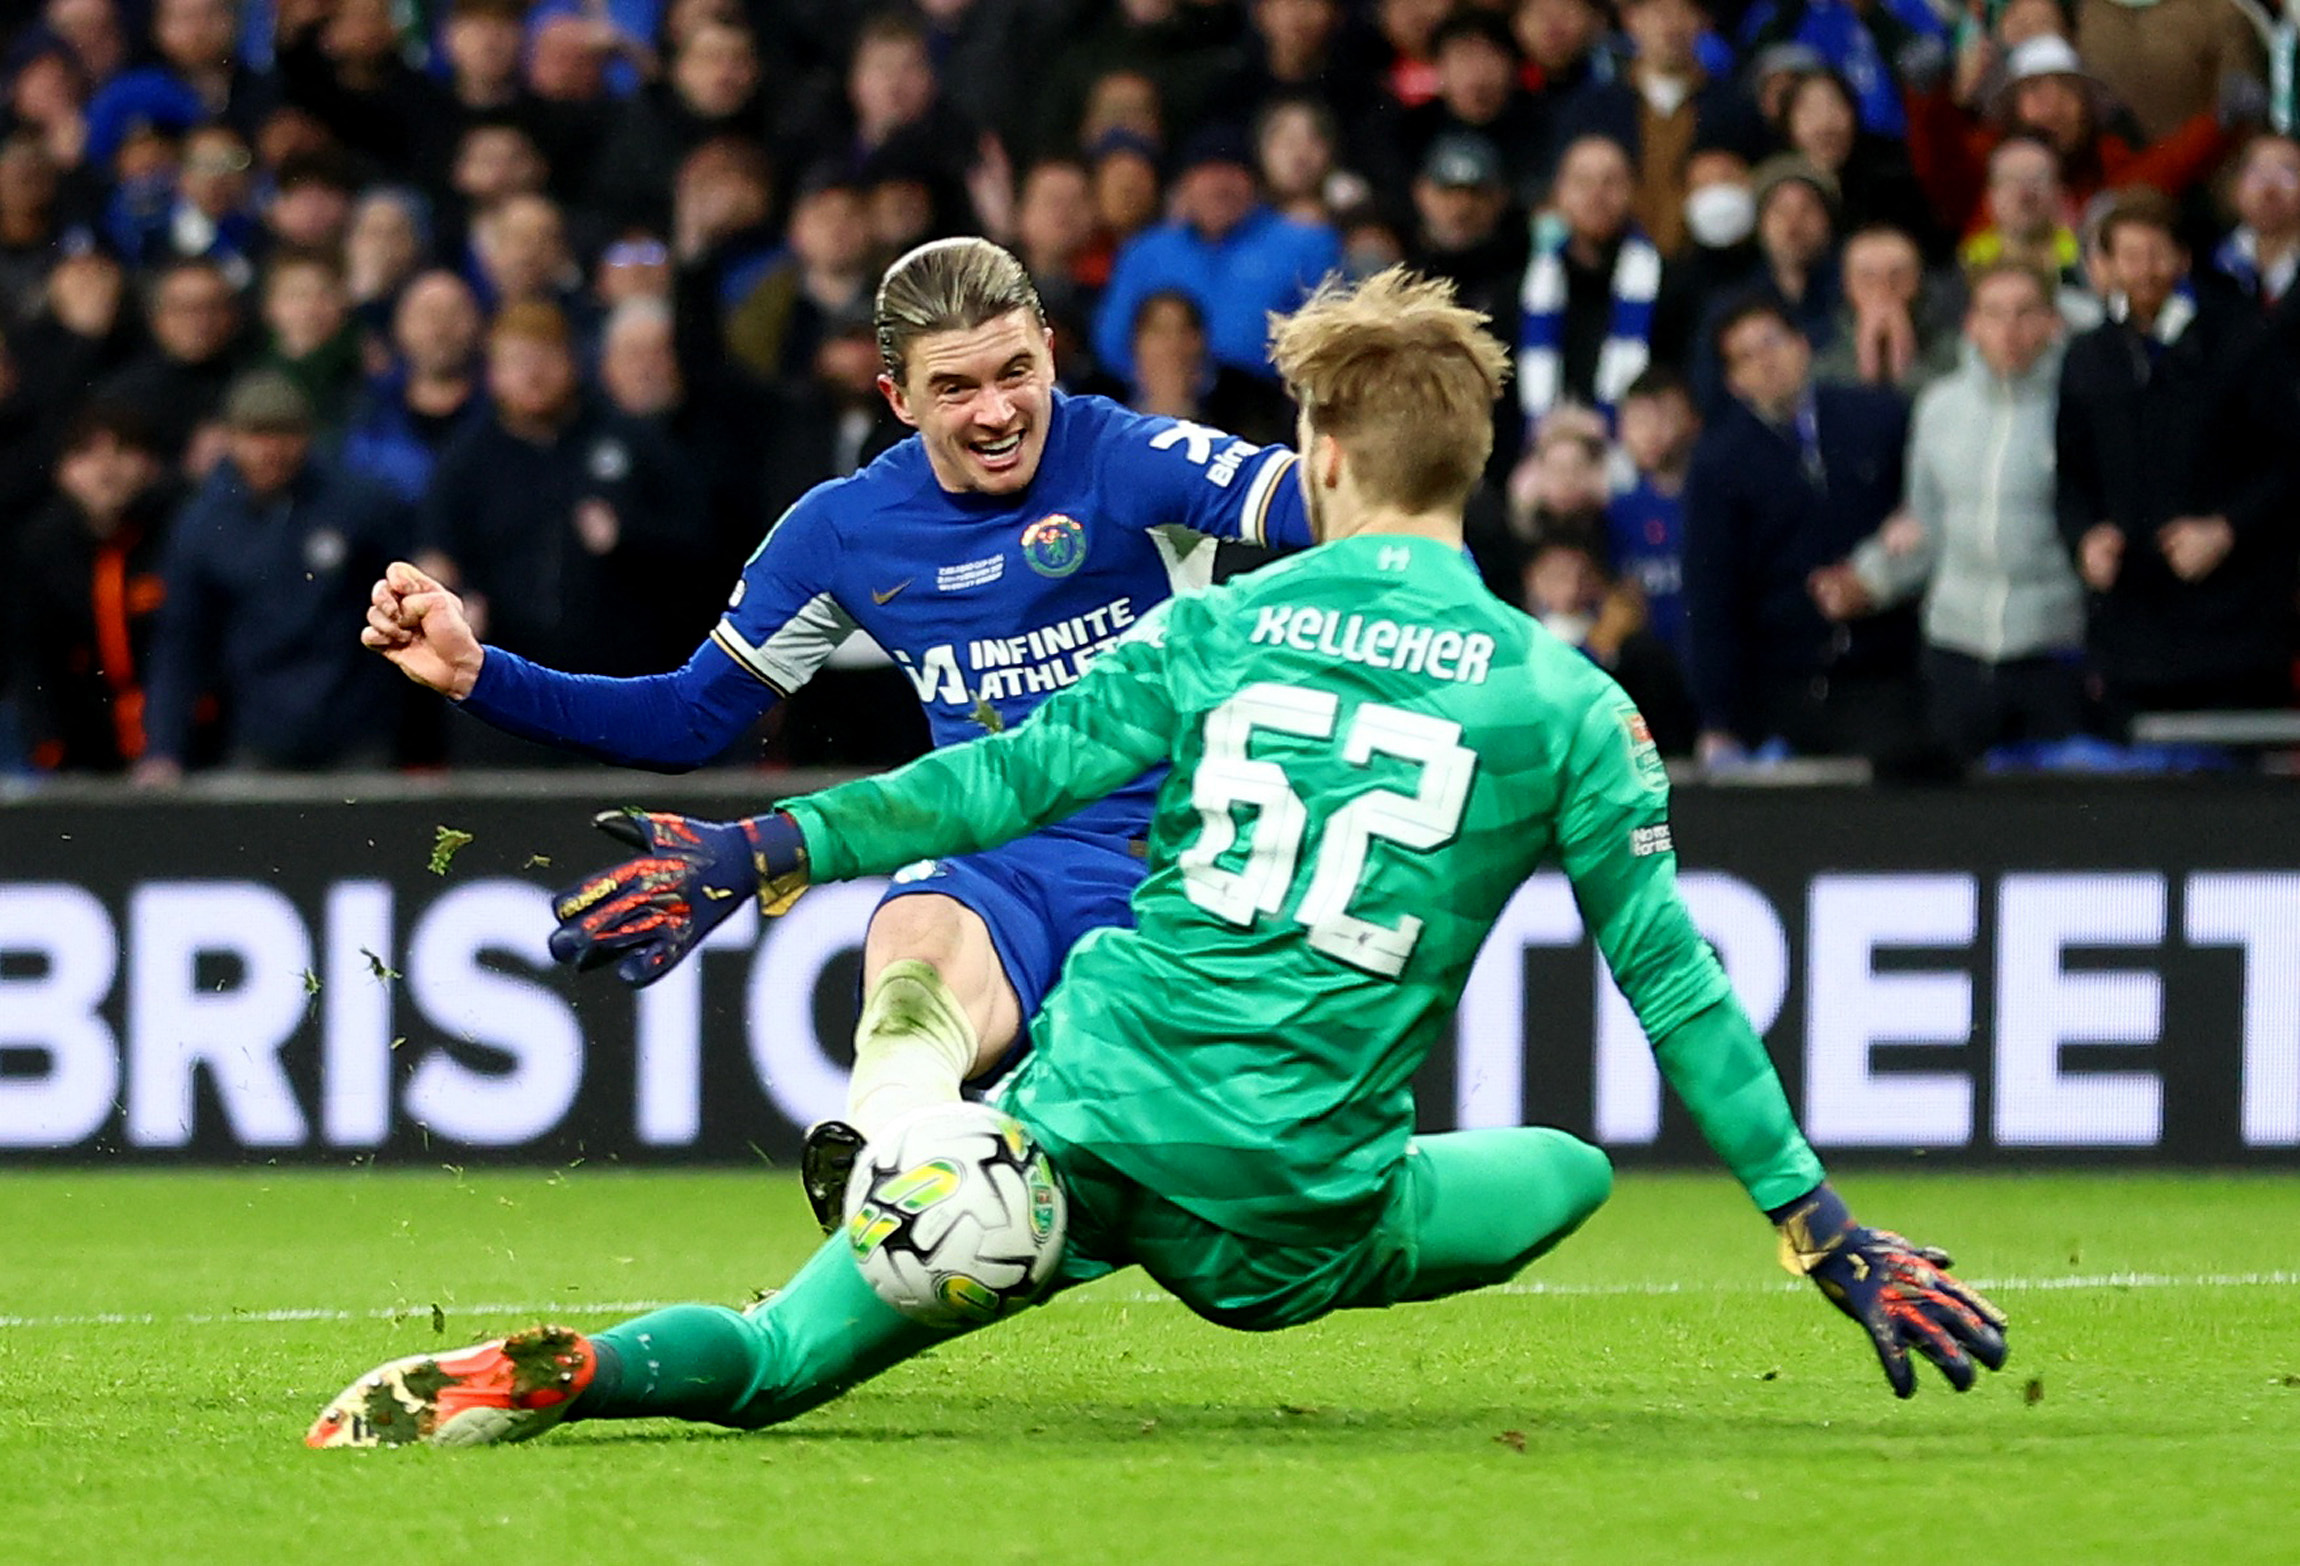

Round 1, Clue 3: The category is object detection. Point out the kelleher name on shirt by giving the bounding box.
[897,597,1138,704]
[1247,605,1494,684]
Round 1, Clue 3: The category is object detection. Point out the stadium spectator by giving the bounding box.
[1385,10,1552,204]
[726,171,872,386]
[0,135,62,326]
[470,191,582,322]
[14,245,137,432]
[1773,65,1939,259]
[1550,0,1760,257]
[1011,158,1102,354]
[1038,1,1231,160]
[1253,96,1349,227]
[1403,132,1523,469]
[261,149,357,254]
[1605,365,1700,672]
[913,0,1034,156]
[83,0,275,171]
[1092,126,1341,386]
[2055,190,2299,727]
[275,0,449,181]
[1519,511,1697,754]
[340,269,487,502]
[1811,225,1960,396]
[1684,294,1923,765]
[1957,135,2096,326]
[254,248,359,431]
[137,370,411,780]
[159,123,259,285]
[417,301,707,693]
[1737,0,1944,137]
[8,31,93,175]
[13,403,179,771]
[1651,145,1757,364]
[1087,129,1163,257]
[94,253,245,469]
[1216,0,1380,134]
[1689,154,1840,411]
[1123,289,1291,447]
[343,186,429,339]
[1516,133,1662,429]
[2072,0,2262,148]
[1512,0,1615,100]
[1907,35,2247,240]
[589,18,763,237]
[2212,133,2300,315]
[794,8,967,187]
[1816,261,2080,763]
[1371,0,1452,110]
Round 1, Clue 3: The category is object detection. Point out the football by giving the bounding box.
[841,1101,1068,1329]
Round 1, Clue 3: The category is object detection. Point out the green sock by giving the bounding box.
[1399,1127,1614,1302]
[578,1237,951,1430]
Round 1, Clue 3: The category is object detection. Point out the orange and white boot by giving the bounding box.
[305,1324,595,1449]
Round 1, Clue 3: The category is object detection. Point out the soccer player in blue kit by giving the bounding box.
[361,238,1318,1227]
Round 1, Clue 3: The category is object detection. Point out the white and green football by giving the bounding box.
[841,1101,1067,1329]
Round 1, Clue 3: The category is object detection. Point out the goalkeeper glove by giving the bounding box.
[547,808,809,987]
[1770,1184,2010,1399]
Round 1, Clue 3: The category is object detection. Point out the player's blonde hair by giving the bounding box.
[1269,267,1510,512]
[874,237,1047,382]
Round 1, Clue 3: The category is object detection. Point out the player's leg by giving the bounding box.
[1390,1127,1614,1302]
[569,1237,954,1430]
[309,1241,959,1447]
[849,891,1022,1127]
[800,886,1030,1230]
[806,838,1143,1230]
[1094,1128,1613,1337]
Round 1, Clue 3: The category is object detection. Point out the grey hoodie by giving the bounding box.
[1853,344,2083,663]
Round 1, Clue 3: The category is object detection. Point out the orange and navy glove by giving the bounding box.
[1770,1184,2010,1398]
[547,808,809,987]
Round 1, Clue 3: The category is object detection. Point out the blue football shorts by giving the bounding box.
[874,824,1147,1063]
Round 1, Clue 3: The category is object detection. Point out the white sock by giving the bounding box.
[845,958,980,1138]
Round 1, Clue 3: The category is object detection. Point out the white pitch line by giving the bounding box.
[3,1272,2296,1331]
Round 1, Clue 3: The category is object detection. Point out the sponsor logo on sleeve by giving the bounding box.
[1620,706,1668,794]
[1630,823,1674,857]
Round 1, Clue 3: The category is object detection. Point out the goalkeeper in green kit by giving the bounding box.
[307,270,2007,1450]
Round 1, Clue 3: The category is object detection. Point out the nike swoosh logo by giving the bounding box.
[871,578,913,605]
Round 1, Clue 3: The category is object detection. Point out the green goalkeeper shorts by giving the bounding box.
[1040,1142,1418,1334]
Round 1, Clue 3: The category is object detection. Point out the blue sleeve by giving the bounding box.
[705,484,859,693]
[456,483,856,768]
[1089,398,1312,550]
[457,636,775,771]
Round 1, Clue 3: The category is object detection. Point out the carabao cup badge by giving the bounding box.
[1020,513,1087,578]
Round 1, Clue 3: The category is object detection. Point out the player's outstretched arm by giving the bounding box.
[1551,690,2010,1396]
[548,604,1192,985]
[360,560,779,771]
[1770,1184,2010,1398]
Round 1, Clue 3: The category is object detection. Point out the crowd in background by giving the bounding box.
[0,0,2296,779]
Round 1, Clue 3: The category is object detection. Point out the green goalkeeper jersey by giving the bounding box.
[786,534,1824,1243]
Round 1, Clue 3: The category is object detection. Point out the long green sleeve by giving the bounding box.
[1552,695,1826,1212]
[783,603,1186,882]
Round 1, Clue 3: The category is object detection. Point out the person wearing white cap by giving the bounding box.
[1909,32,2254,237]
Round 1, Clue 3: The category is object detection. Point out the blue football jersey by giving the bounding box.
[709,392,1309,838]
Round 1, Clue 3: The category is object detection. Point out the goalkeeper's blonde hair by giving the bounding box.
[1268,268,1511,512]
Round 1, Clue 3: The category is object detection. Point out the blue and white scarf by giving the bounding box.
[1517,227,1661,424]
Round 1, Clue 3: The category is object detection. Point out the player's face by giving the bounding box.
[882,311,1057,496]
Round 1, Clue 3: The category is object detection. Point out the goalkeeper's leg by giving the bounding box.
[1393,1127,1614,1302]
[571,1237,957,1430]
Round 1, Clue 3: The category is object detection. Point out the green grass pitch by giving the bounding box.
[3,1168,2296,1565]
